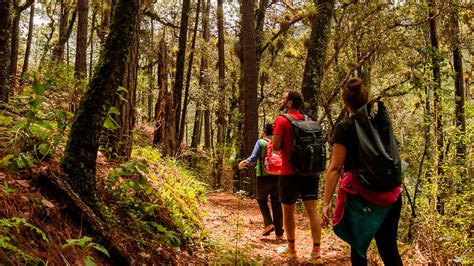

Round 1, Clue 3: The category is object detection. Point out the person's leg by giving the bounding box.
[374,195,403,266]
[302,200,322,244]
[256,177,273,230]
[351,246,368,266]
[269,176,284,236]
[278,175,298,258]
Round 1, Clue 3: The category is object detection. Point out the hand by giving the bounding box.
[238,160,248,169]
[321,203,332,228]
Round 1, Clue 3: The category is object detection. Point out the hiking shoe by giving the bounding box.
[307,251,323,265]
[277,246,297,259]
[261,224,275,236]
[275,234,284,241]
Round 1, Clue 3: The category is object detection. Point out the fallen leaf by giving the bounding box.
[17,180,30,188]
[41,199,55,208]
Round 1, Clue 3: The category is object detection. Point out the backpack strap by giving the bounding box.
[281,113,305,124]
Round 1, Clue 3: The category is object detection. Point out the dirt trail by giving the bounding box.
[200,192,351,265]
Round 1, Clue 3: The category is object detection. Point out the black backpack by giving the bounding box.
[354,101,402,192]
[281,114,326,176]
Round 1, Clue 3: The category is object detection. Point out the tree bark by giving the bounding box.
[173,0,191,151]
[74,0,88,79]
[52,0,77,61]
[0,0,13,104]
[153,39,176,157]
[212,0,227,188]
[449,1,466,164]
[20,2,34,81]
[179,0,201,148]
[240,0,258,195]
[301,0,335,119]
[9,0,33,93]
[104,13,141,160]
[61,0,140,208]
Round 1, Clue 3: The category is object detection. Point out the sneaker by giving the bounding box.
[277,246,297,259]
[275,234,284,241]
[261,224,275,236]
[307,251,323,265]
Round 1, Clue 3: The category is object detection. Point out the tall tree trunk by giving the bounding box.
[255,0,268,71]
[173,0,190,152]
[179,0,201,147]
[104,14,141,160]
[301,0,335,119]
[429,0,445,214]
[20,2,34,81]
[89,8,96,79]
[240,0,258,195]
[61,0,140,208]
[9,0,33,94]
[204,109,211,149]
[212,0,227,189]
[153,39,176,157]
[147,19,154,122]
[449,1,466,165]
[74,0,88,79]
[52,0,77,61]
[0,0,13,104]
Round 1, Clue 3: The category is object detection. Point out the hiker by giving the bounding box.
[321,77,403,266]
[239,123,284,240]
[273,90,323,264]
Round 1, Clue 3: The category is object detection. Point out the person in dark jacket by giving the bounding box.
[322,77,403,266]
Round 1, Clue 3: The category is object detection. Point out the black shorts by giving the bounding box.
[278,174,319,205]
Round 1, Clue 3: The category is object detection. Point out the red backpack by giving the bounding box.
[259,137,283,176]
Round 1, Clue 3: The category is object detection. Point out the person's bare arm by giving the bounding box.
[322,143,346,227]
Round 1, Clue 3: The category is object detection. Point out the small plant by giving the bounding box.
[0,217,48,264]
[63,236,110,265]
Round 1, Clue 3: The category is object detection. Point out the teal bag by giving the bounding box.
[333,193,392,258]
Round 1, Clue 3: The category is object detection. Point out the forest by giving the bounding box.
[0,0,472,264]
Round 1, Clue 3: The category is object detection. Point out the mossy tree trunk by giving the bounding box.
[61,0,141,208]
[103,12,141,160]
[74,0,88,79]
[301,0,335,120]
[240,0,258,195]
[0,0,13,104]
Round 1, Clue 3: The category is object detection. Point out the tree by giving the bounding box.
[173,0,190,152]
[212,0,227,188]
[449,0,466,164]
[9,0,34,92]
[74,0,88,79]
[0,0,13,103]
[179,0,201,147]
[52,0,77,61]
[301,0,335,119]
[240,0,258,194]
[61,0,141,207]
[20,2,34,81]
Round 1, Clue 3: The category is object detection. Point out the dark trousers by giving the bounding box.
[351,195,403,266]
[256,175,284,236]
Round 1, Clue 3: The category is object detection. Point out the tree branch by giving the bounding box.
[144,9,179,29]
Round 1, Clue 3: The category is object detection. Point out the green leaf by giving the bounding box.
[0,113,13,126]
[92,244,110,257]
[116,86,128,93]
[103,116,119,130]
[32,80,46,96]
[108,107,120,115]
[38,144,49,156]
[85,256,96,266]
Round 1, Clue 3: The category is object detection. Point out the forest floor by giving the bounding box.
[197,191,352,265]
